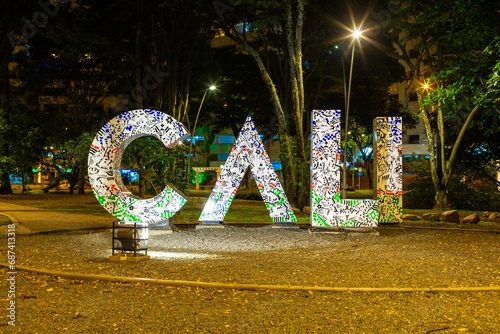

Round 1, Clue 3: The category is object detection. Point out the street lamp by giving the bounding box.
[420,79,432,93]
[342,29,361,200]
[192,85,216,146]
[187,85,216,187]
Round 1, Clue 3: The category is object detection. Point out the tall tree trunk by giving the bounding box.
[78,163,85,195]
[138,170,146,198]
[245,46,297,201]
[416,81,443,209]
[285,0,308,209]
[21,172,26,194]
[218,1,312,205]
[68,167,78,195]
[277,129,296,201]
[366,163,373,189]
[417,82,482,209]
[435,185,448,210]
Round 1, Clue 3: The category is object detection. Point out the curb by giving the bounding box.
[399,225,500,234]
[0,213,32,236]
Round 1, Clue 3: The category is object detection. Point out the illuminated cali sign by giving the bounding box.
[88,109,402,227]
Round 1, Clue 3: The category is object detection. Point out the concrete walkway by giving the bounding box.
[0,201,115,235]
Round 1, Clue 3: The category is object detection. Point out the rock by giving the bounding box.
[292,208,301,214]
[422,213,441,221]
[483,211,490,218]
[462,214,480,224]
[402,214,420,221]
[488,212,498,220]
[441,210,460,223]
[301,206,310,215]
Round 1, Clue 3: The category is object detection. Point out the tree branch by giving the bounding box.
[444,103,482,183]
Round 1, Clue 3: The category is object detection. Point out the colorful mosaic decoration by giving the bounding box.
[88,109,189,224]
[374,117,403,223]
[310,110,378,227]
[199,116,297,223]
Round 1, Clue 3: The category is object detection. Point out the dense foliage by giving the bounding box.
[2,0,497,210]
[389,0,500,209]
[404,159,500,211]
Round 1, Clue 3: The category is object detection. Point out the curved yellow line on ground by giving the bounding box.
[2,263,500,293]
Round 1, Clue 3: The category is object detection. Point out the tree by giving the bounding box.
[99,1,216,123]
[151,0,216,123]
[29,3,119,137]
[301,1,410,189]
[0,0,36,193]
[25,3,121,192]
[0,110,15,191]
[11,121,46,193]
[389,0,500,209]
[61,133,94,194]
[213,0,309,208]
[204,49,275,138]
[121,137,189,197]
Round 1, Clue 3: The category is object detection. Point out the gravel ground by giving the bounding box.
[1,226,500,333]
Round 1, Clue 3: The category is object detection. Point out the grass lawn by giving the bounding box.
[1,187,498,229]
[1,187,374,224]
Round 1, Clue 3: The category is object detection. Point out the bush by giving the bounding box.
[404,161,500,210]
[404,174,435,209]
[447,175,500,211]
[234,188,262,200]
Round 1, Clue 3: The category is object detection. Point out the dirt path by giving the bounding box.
[0,201,114,235]
[1,227,500,333]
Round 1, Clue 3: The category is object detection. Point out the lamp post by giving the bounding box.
[342,29,361,200]
[187,85,216,187]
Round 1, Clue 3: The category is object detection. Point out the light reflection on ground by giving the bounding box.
[147,250,220,260]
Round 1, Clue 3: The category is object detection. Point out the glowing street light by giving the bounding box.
[191,85,216,138]
[187,85,216,185]
[419,79,433,95]
[342,28,362,200]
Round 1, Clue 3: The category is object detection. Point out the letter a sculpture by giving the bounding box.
[199,115,297,225]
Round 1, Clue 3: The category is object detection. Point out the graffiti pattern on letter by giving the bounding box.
[88,109,189,224]
[310,110,378,227]
[374,117,403,223]
[199,115,296,223]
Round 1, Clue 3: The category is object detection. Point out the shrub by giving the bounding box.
[447,175,500,212]
[404,174,435,209]
[404,161,500,210]
[234,188,262,200]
